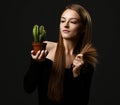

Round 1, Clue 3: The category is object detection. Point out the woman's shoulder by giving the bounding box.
[44,41,57,61]
[44,40,57,51]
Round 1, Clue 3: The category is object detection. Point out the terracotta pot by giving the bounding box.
[32,42,47,54]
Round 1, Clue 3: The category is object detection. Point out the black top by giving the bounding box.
[24,58,94,105]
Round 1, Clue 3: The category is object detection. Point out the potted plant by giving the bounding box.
[32,24,47,54]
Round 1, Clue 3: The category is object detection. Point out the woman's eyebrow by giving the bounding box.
[61,17,79,20]
[61,17,80,21]
[61,17,65,19]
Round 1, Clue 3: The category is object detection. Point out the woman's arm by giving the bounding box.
[23,58,45,93]
[73,63,95,105]
[24,41,57,93]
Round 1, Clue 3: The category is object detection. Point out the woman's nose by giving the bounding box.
[64,21,69,28]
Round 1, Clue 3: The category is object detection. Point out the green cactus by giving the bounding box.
[32,24,46,43]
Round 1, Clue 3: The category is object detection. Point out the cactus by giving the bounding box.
[32,24,46,43]
[39,25,46,42]
[32,25,39,42]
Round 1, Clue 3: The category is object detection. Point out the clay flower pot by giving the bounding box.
[32,42,47,54]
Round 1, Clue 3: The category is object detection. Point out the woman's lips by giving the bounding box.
[63,30,70,33]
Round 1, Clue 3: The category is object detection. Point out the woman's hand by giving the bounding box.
[31,50,48,62]
[72,54,84,77]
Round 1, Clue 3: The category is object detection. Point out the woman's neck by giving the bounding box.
[63,39,77,55]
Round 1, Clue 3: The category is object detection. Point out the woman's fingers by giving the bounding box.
[72,53,84,77]
[75,54,83,60]
[73,54,84,67]
[73,60,83,68]
[31,50,40,59]
[31,50,48,61]
[45,50,48,56]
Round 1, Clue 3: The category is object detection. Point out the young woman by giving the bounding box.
[24,3,97,105]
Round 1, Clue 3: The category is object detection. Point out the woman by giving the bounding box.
[24,3,97,105]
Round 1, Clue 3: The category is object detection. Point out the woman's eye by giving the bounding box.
[60,20,65,23]
[70,21,77,24]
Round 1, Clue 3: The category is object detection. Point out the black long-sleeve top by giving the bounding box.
[24,58,94,105]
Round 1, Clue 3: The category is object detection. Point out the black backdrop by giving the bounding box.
[1,0,120,105]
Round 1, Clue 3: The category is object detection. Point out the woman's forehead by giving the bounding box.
[61,9,80,19]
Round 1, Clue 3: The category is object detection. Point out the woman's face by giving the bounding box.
[60,9,81,39]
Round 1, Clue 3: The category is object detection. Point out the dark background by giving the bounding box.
[1,0,120,105]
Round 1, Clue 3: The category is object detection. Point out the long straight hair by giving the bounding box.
[48,3,97,102]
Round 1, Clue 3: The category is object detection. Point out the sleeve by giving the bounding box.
[23,58,44,93]
[73,63,94,83]
[72,63,95,105]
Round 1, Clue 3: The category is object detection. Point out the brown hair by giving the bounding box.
[48,3,97,101]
